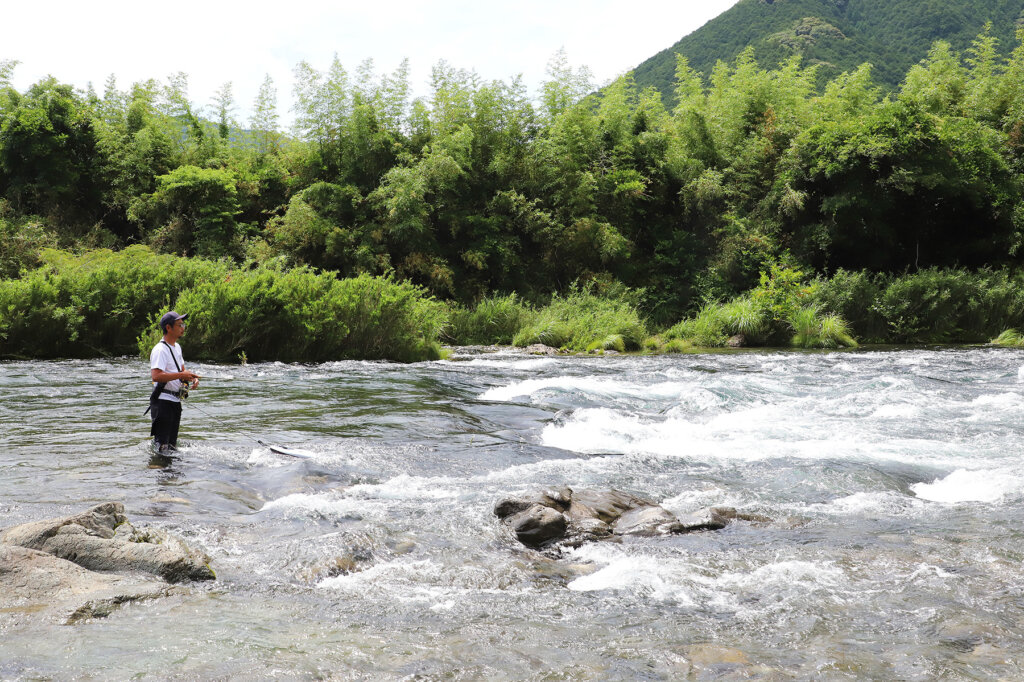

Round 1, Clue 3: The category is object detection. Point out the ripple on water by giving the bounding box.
[4,350,1024,679]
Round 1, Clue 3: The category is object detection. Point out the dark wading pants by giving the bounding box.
[150,400,183,448]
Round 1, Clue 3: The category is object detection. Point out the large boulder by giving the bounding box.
[495,487,737,550]
[0,544,171,625]
[1,502,214,583]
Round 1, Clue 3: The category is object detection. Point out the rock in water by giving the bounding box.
[0,544,170,625]
[1,502,215,583]
[566,489,650,524]
[509,504,569,548]
[612,506,684,536]
[675,507,731,532]
[495,488,739,550]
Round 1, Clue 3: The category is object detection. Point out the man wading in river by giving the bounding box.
[147,311,200,454]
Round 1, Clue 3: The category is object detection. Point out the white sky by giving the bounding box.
[4,0,737,127]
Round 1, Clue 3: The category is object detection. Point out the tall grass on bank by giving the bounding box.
[0,247,447,362]
[445,293,536,345]
[510,284,647,352]
[992,329,1024,347]
[790,307,858,349]
[664,303,730,347]
[137,268,447,363]
[664,298,858,349]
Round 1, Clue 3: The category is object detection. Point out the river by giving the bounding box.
[1,347,1023,679]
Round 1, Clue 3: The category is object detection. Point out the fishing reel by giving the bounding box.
[178,380,190,400]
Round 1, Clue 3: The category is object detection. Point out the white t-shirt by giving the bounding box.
[150,341,186,403]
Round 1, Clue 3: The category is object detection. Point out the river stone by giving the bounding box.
[676,507,731,532]
[525,344,561,355]
[508,504,568,548]
[494,487,572,520]
[566,489,652,525]
[727,334,746,348]
[572,517,613,538]
[0,544,171,625]
[1,502,215,583]
[612,506,684,536]
[496,488,740,550]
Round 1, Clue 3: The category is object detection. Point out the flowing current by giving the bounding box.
[2,347,1023,679]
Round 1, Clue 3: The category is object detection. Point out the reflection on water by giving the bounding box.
[2,348,1024,679]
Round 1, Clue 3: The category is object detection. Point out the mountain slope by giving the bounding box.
[633,0,1024,102]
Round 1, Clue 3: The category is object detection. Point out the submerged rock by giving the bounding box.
[0,502,215,624]
[1,502,215,583]
[495,488,739,550]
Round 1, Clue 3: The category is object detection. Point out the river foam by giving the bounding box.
[910,468,1023,503]
[7,350,1024,679]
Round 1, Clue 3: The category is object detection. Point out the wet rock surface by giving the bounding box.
[1,502,215,583]
[495,487,740,550]
[0,502,214,624]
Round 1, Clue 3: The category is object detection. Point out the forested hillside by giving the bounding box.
[634,0,1024,102]
[2,22,1024,357]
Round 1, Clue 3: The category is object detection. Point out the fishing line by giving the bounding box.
[182,399,312,459]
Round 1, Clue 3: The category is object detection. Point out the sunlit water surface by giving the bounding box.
[2,347,1023,679]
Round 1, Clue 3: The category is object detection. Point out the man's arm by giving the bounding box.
[151,368,200,383]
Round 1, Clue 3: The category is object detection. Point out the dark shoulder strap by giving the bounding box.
[161,340,182,372]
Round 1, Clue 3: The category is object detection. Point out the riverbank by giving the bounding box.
[2,248,1023,363]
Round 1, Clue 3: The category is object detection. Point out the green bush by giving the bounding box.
[601,334,626,352]
[511,283,647,352]
[643,335,663,351]
[666,263,811,348]
[0,246,226,357]
[130,166,243,258]
[808,269,887,342]
[445,293,536,345]
[0,210,56,279]
[868,268,1024,343]
[719,296,770,341]
[140,268,447,363]
[0,246,447,362]
[663,338,691,353]
[810,268,1024,344]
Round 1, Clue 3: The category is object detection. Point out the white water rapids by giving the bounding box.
[1,347,1023,679]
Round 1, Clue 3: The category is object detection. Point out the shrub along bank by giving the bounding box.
[657,266,1024,350]
[3,247,1024,361]
[444,265,1024,353]
[0,247,447,362]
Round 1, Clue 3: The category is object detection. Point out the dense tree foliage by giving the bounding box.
[1,31,1024,332]
[633,0,1024,103]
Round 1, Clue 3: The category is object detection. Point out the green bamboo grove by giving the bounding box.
[3,28,1024,360]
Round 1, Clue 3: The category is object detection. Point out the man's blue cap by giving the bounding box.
[159,311,188,330]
